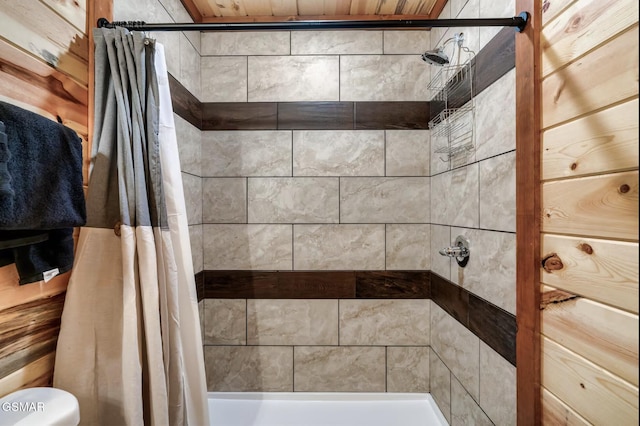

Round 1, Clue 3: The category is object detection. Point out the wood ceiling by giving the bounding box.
[180,0,447,23]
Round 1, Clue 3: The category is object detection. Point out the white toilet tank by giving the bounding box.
[0,387,79,426]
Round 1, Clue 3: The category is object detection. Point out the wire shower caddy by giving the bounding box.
[427,36,476,164]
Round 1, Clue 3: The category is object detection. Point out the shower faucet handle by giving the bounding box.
[438,235,470,267]
[439,246,468,257]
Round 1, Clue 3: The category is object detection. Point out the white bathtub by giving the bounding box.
[208,392,448,426]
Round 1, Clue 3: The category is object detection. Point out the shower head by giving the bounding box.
[421,33,465,66]
[421,48,449,66]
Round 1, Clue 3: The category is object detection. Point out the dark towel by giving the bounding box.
[0,101,86,229]
[0,102,86,285]
[0,229,75,284]
[0,121,13,200]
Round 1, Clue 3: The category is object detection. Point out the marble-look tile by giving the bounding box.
[201,32,290,56]
[293,130,384,176]
[430,164,479,228]
[181,172,202,225]
[340,177,430,223]
[479,152,516,232]
[247,300,338,345]
[451,227,516,314]
[451,375,493,426]
[203,299,246,345]
[183,31,200,56]
[480,341,517,426]
[430,133,452,175]
[430,347,452,424]
[340,300,430,345]
[291,31,382,54]
[189,224,203,274]
[430,303,480,402]
[385,130,430,176]
[387,347,430,393]
[201,56,247,102]
[340,55,430,101]
[202,131,292,177]
[450,0,467,17]
[203,224,292,270]
[383,31,430,54]
[247,178,339,223]
[430,3,451,49]
[294,346,386,392]
[175,114,201,176]
[113,0,180,79]
[205,346,293,392]
[475,69,516,161]
[248,56,340,102]
[430,225,452,280]
[451,0,481,61]
[179,34,201,99]
[293,224,385,270]
[479,0,515,50]
[386,224,431,270]
[431,98,476,170]
[202,178,247,223]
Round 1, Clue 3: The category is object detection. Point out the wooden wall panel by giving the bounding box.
[542,296,639,386]
[0,41,88,136]
[0,0,93,398]
[540,0,638,422]
[542,99,639,181]
[541,0,575,26]
[542,25,639,128]
[541,234,638,313]
[0,0,89,85]
[542,170,639,240]
[41,0,87,32]
[542,337,638,425]
[541,388,590,426]
[541,0,638,77]
[0,353,56,398]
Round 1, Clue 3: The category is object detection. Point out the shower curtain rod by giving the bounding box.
[97,12,529,33]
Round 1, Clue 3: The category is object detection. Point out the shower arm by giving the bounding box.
[97,12,529,32]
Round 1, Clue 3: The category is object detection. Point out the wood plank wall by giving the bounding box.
[539,0,639,424]
[0,0,93,397]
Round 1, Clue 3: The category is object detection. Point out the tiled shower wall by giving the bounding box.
[199,28,437,395]
[428,0,517,424]
[116,0,517,424]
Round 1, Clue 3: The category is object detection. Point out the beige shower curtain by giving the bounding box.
[53,28,209,426]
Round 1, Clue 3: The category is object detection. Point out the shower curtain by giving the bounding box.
[53,28,209,426]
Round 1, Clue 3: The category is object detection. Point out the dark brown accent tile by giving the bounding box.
[278,102,354,129]
[474,27,516,96]
[430,273,468,326]
[203,271,355,298]
[469,294,517,366]
[202,103,278,130]
[169,73,202,129]
[355,271,430,298]
[195,271,205,302]
[277,271,356,298]
[355,102,430,129]
[430,27,515,121]
[204,271,278,298]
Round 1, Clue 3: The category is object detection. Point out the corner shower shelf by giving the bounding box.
[428,55,476,163]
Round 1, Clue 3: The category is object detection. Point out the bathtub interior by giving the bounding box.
[208,392,449,426]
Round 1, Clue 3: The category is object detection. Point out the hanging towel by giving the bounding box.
[0,102,86,285]
[0,121,13,200]
[0,101,86,229]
